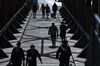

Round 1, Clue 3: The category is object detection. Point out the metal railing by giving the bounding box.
[0,0,32,36]
[0,3,26,36]
[59,3,92,66]
[63,4,91,40]
[0,0,32,63]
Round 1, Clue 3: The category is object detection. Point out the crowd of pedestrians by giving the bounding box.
[8,22,71,66]
[32,2,58,19]
[7,2,72,66]
[48,22,71,66]
[7,42,42,66]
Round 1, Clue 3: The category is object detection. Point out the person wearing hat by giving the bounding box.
[56,40,71,66]
[10,41,25,66]
[26,45,42,66]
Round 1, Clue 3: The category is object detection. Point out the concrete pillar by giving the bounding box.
[86,0,99,66]
[0,0,1,30]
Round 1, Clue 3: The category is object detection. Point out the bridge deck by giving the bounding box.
[0,0,86,66]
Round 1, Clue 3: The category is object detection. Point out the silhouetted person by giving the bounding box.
[32,3,38,18]
[10,41,25,66]
[40,3,45,18]
[52,3,58,18]
[26,45,42,66]
[48,23,58,47]
[60,22,68,43]
[45,4,50,19]
[56,40,71,66]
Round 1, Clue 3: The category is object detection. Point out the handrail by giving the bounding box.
[0,0,33,64]
[0,3,26,36]
[0,1,32,63]
[62,5,91,65]
[19,12,32,41]
[67,42,76,66]
[63,4,91,40]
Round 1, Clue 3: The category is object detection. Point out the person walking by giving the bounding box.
[48,23,58,47]
[60,22,68,43]
[10,41,25,66]
[56,40,71,66]
[40,3,45,18]
[32,3,38,18]
[52,3,58,18]
[26,45,42,66]
[45,4,50,19]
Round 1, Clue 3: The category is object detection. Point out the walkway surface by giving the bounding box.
[0,0,86,66]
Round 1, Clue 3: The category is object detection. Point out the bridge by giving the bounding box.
[0,0,100,66]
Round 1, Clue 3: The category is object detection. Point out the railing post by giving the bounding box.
[41,39,44,55]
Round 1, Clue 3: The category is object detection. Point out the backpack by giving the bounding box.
[27,49,37,61]
[61,45,71,57]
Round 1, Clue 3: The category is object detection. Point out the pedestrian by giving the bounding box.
[45,4,50,19]
[48,23,58,47]
[26,45,42,66]
[40,3,46,18]
[32,3,38,18]
[56,40,71,66]
[10,41,25,66]
[60,22,68,43]
[52,3,58,18]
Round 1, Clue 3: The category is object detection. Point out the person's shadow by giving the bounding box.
[48,46,58,49]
